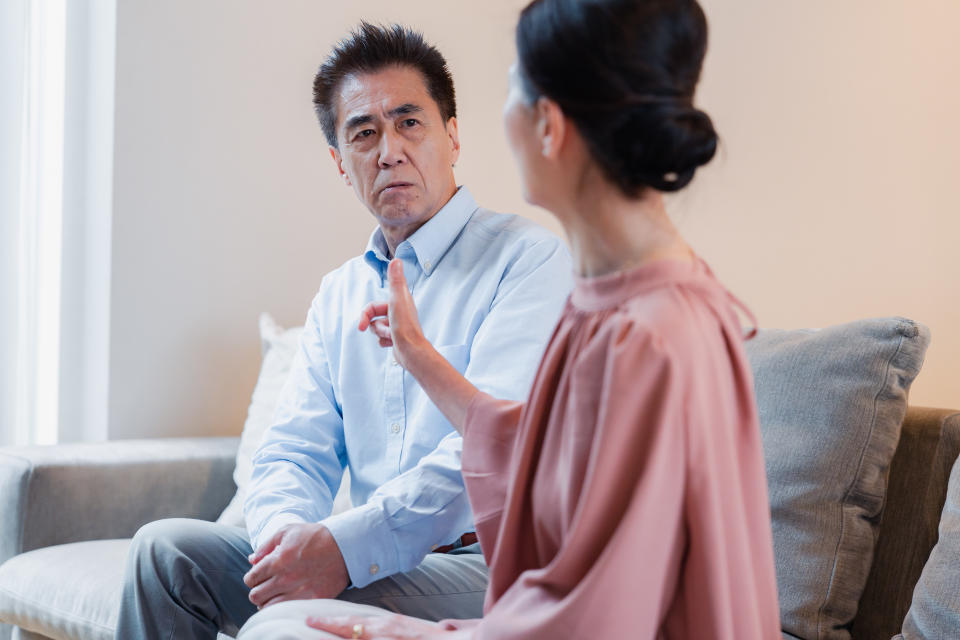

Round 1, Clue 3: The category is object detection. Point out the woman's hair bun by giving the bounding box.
[517,0,717,195]
[607,101,718,193]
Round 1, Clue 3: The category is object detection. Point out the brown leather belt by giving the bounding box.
[432,532,479,554]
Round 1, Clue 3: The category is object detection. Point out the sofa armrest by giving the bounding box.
[0,437,239,566]
[853,406,960,638]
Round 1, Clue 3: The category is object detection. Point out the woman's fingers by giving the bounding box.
[387,258,406,287]
[305,615,360,637]
[387,260,415,313]
[358,302,389,332]
[359,260,419,357]
[370,318,391,340]
[387,260,420,333]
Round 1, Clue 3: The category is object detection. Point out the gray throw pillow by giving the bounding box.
[899,454,960,639]
[745,317,930,640]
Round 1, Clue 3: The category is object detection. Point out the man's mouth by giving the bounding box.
[380,182,414,194]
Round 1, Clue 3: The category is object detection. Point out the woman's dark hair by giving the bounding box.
[517,0,717,194]
[314,22,456,148]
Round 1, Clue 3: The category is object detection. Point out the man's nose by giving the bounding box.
[377,128,407,168]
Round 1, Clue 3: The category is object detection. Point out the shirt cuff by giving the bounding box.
[250,512,307,552]
[322,502,401,589]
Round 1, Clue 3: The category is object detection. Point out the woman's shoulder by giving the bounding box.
[609,278,735,361]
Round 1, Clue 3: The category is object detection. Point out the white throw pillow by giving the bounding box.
[217,312,352,527]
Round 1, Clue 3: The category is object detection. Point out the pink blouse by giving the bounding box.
[443,257,780,639]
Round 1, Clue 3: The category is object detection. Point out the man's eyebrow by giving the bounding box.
[387,103,423,118]
[344,114,374,131]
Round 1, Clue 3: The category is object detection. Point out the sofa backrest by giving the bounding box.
[852,407,960,638]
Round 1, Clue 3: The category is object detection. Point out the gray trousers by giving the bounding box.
[115,518,488,640]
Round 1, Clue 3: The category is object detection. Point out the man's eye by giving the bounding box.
[357,129,375,138]
[401,119,418,128]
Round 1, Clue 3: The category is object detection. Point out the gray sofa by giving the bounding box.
[0,409,957,640]
[0,438,239,640]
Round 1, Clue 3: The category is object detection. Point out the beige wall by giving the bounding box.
[109,0,958,439]
[686,0,960,409]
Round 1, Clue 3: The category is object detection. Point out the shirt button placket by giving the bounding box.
[384,346,405,465]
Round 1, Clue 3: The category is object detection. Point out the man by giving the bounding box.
[115,22,572,640]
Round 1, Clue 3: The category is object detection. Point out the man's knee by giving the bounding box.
[131,518,213,561]
[128,518,242,585]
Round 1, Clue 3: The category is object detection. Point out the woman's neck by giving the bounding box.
[557,177,693,278]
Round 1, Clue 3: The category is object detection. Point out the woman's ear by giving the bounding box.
[535,97,566,160]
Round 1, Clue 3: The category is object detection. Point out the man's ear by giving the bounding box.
[445,117,461,166]
[329,146,351,187]
[536,97,565,160]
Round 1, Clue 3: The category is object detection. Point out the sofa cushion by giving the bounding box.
[0,539,127,640]
[217,313,352,528]
[745,317,929,640]
[898,440,960,639]
[0,539,245,640]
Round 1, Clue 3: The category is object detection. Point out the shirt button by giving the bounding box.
[424,260,432,271]
[392,358,400,367]
[369,564,379,575]
[390,423,401,434]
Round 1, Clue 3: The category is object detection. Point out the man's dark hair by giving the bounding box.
[313,22,457,148]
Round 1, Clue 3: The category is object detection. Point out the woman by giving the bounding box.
[243,0,780,637]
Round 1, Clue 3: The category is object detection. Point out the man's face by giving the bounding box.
[330,66,460,236]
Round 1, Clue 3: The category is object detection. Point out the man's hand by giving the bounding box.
[243,523,350,609]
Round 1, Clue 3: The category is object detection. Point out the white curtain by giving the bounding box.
[1,0,66,446]
[0,1,27,446]
[1,0,115,446]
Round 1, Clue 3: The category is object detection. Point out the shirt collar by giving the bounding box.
[363,186,478,278]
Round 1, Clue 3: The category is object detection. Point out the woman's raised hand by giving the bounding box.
[358,258,428,370]
[358,258,479,433]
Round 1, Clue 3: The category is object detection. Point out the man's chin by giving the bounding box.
[374,200,428,226]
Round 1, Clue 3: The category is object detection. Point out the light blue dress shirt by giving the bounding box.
[244,187,573,588]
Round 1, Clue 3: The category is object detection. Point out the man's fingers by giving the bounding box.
[243,553,276,588]
[249,529,284,565]
[260,591,296,610]
[248,575,284,608]
[358,302,389,332]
